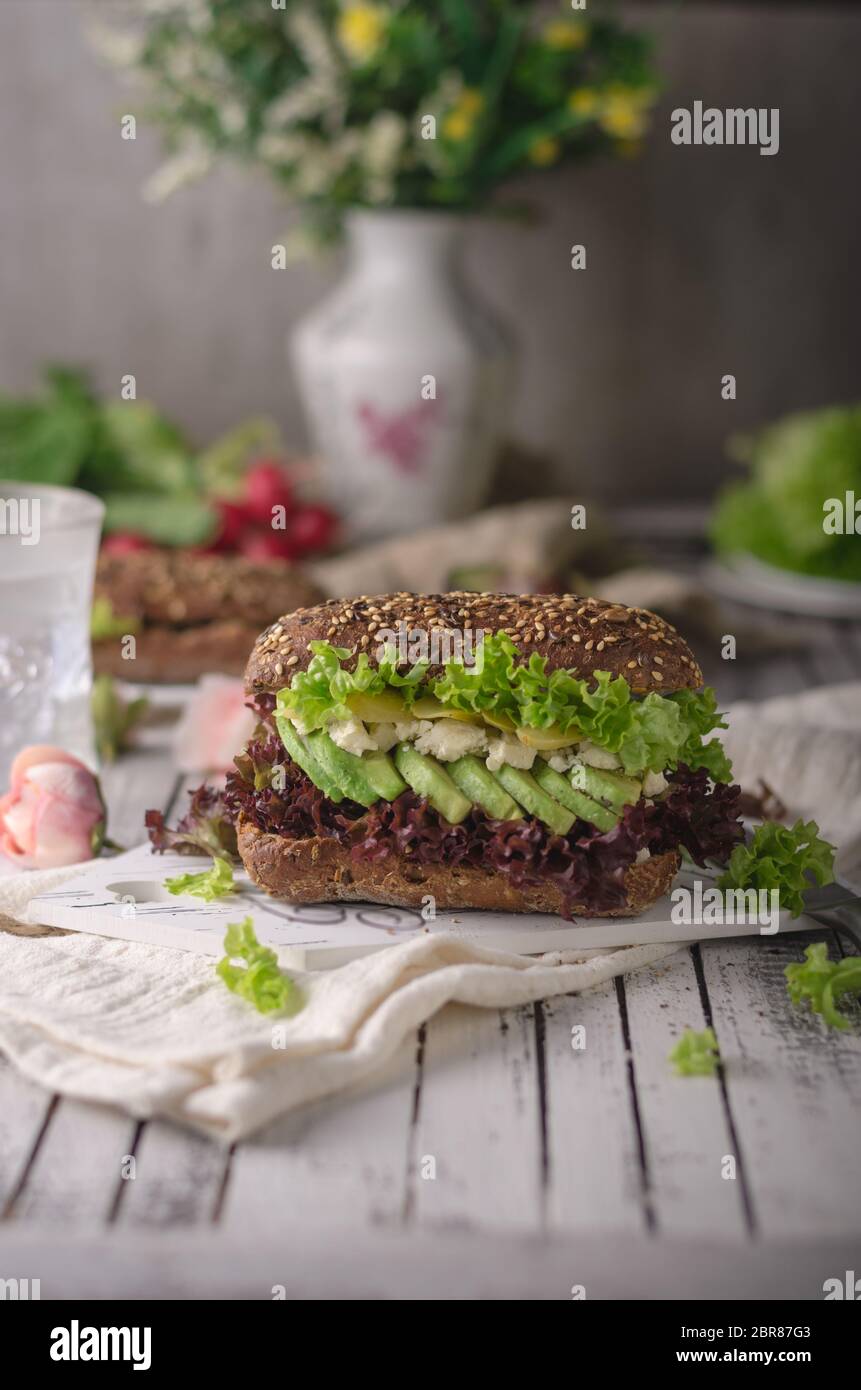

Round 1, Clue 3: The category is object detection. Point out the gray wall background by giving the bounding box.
[0,2,859,502]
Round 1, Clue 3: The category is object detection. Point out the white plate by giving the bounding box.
[25,842,812,970]
[704,555,861,618]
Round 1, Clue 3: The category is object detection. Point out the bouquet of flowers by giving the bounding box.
[92,0,658,248]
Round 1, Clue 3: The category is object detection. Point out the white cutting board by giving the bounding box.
[24,842,812,969]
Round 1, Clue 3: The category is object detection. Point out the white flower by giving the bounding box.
[362,110,407,203]
[143,144,212,202]
[218,101,247,138]
[86,22,146,69]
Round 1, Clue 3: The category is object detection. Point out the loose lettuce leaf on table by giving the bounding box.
[785,944,861,1031]
[717,818,835,919]
[165,855,236,902]
[669,1027,720,1077]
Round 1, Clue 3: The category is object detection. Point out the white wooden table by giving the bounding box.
[1,611,860,1300]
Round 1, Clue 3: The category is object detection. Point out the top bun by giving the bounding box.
[244,592,704,696]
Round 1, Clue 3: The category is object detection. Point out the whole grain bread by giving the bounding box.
[94,619,262,683]
[237,816,680,917]
[96,548,323,627]
[245,591,703,695]
[93,549,324,682]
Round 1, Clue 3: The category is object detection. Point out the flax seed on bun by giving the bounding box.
[244,591,704,695]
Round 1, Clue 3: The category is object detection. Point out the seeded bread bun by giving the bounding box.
[237,816,681,918]
[245,591,703,695]
[93,549,324,682]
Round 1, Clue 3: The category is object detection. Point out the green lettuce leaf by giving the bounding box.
[216,917,298,1015]
[785,943,861,1031]
[710,404,861,582]
[277,640,426,731]
[669,1027,720,1077]
[165,855,236,902]
[277,636,732,777]
[717,819,836,918]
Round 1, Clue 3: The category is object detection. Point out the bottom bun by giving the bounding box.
[94,620,259,683]
[237,816,681,918]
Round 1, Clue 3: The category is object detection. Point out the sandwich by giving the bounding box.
[224,592,745,918]
[92,548,323,683]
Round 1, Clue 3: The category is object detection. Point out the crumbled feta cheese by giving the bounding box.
[643,769,668,797]
[635,848,651,865]
[578,740,621,770]
[394,718,427,743]
[327,717,377,755]
[547,748,579,774]
[369,722,399,753]
[485,734,536,773]
[413,718,488,762]
[289,714,310,736]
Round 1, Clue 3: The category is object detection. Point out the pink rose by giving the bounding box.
[173,676,256,774]
[0,746,106,869]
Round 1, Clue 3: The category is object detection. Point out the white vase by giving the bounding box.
[290,210,514,543]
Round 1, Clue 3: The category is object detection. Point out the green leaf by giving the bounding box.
[277,639,424,732]
[669,1027,720,1077]
[91,674,149,763]
[278,636,732,778]
[102,490,216,546]
[785,943,861,1031]
[711,404,861,582]
[196,416,281,498]
[216,916,299,1015]
[165,855,236,902]
[90,596,141,642]
[718,819,836,919]
[82,400,194,495]
[0,366,99,485]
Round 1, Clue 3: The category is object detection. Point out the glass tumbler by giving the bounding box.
[0,481,104,786]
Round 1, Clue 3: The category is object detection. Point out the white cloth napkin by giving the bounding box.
[0,683,858,1142]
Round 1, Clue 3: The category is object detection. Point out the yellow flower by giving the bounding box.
[458,88,484,117]
[599,86,652,141]
[543,21,588,52]
[442,109,473,142]
[337,4,387,65]
[568,88,599,118]
[441,89,484,143]
[529,136,561,167]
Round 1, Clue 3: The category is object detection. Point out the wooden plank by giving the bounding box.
[3,745,180,1228]
[0,1056,55,1216]
[542,982,647,1234]
[221,1037,419,1233]
[3,1226,860,1303]
[621,949,749,1239]
[114,1120,230,1229]
[408,1003,543,1232]
[99,745,179,851]
[5,1097,138,1227]
[700,929,861,1240]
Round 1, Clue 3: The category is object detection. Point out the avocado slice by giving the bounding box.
[492,766,575,836]
[448,755,523,822]
[394,743,471,824]
[362,750,408,802]
[533,760,618,833]
[306,731,378,808]
[569,762,642,812]
[275,716,344,803]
